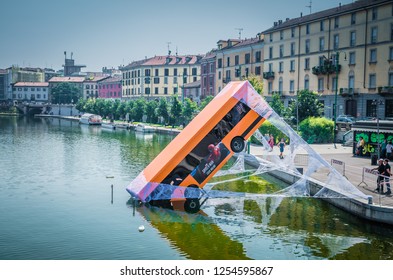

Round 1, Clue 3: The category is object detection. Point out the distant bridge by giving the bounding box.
[15,102,51,115]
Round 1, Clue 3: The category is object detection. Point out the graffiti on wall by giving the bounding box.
[354,131,393,156]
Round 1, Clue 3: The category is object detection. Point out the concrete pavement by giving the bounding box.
[249,143,393,208]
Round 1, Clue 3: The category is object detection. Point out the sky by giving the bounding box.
[0,0,354,72]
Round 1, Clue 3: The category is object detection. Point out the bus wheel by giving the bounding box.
[184,198,201,213]
[231,136,245,153]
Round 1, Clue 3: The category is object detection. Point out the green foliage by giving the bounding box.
[156,98,169,124]
[299,117,333,144]
[51,83,81,104]
[145,100,158,123]
[246,74,263,95]
[132,99,146,122]
[251,120,287,145]
[169,95,182,125]
[199,95,214,111]
[182,98,198,124]
[270,93,286,117]
[292,90,323,123]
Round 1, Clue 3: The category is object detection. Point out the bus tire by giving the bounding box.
[184,198,201,213]
[231,136,245,153]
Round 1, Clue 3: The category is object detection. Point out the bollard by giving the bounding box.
[367,196,373,205]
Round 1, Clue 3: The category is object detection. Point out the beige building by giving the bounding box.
[262,0,393,120]
[215,36,264,93]
[121,55,202,100]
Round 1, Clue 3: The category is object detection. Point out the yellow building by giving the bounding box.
[121,55,202,100]
[262,0,393,120]
[215,36,264,93]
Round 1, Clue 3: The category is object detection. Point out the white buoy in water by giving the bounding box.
[138,225,145,232]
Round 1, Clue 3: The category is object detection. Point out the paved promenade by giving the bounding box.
[249,143,393,208]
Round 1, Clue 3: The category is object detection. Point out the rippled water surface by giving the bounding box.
[1,116,392,260]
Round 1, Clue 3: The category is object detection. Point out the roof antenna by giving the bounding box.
[166,42,172,56]
[176,46,178,56]
[235,28,243,40]
[306,0,312,14]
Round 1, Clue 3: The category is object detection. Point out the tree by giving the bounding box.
[270,93,286,116]
[247,74,263,95]
[156,98,169,124]
[199,95,214,111]
[132,99,146,122]
[51,83,81,104]
[182,98,198,124]
[291,90,323,123]
[170,95,182,126]
[145,100,158,123]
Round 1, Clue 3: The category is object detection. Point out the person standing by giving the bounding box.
[386,141,393,160]
[382,159,391,195]
[372,158,385,193]
[268,134,275,150]
[277,138,286,159]
[356,136,365,156]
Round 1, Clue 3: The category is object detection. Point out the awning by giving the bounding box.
[352,128,393,133]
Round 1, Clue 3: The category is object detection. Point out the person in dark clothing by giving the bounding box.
[372,158,385,193]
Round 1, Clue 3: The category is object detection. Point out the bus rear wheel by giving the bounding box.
[184,185,201,213]
[184,198,200,213]
[231,136,245,153]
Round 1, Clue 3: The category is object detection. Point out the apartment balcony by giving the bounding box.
[263,71,275,79]
[312,63,341,76]
[378,86,393,96]
[339,88,359,97]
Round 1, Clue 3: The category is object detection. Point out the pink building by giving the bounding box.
[98,76,122,99]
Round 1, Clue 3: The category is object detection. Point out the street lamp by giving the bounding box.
[290,98,299,131]
[372,99,384,159]
[333,51,346,149]
[70,99,74,116]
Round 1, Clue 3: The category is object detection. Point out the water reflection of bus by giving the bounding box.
[127,200,250,260]
[127,81,272,213]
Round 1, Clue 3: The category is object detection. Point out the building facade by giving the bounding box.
[200,51,217,97]
[5,67,45,101]
[98,76,122,99]
[83,76,108,99]
[0,69,6,101]
[262,0,393,120]
[215,36,264,94]
[121,55,202,100]
[183,80,201,103]
[12,82,49,102]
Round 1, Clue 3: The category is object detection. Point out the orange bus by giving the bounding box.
[126,81,272,213]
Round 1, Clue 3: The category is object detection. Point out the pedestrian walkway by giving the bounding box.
[249,143,393,207]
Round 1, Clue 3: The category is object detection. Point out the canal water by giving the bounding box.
[1,116,392,260]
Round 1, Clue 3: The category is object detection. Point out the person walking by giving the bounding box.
[277,138,286,159]
[386,141,392,160]
[268,134,275,150]
[372,158,385,193]
[382,159,391,195]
